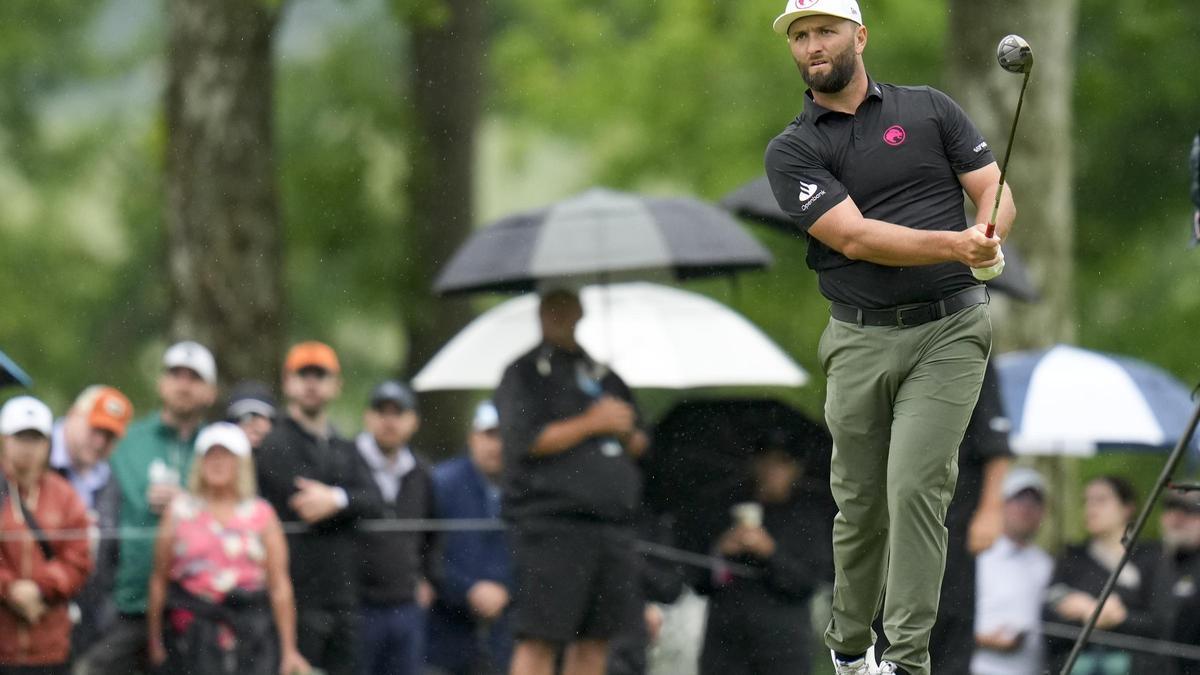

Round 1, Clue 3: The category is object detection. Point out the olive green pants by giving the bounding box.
[820,303,991,675]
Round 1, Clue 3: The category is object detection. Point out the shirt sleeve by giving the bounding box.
[929,87,996,173]
[496,361,550,461]
[764,131,849,232]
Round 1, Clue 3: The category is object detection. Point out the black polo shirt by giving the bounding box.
[495,342,643,524]
[765,78,996,308]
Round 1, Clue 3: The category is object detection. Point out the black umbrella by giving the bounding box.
[434,188,772,296]
[721,176,1041,302]
[0,348,32,389]
[643,398,835,556]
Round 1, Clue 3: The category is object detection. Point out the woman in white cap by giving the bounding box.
[0,395,93,674]
[146,422,309,675]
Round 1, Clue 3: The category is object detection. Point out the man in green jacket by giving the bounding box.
[82,341,217,674]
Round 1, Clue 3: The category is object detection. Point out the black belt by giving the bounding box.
[830,285,989,328]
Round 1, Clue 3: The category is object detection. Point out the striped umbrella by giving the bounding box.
[0,348,32,389]
[433,188,771,295]
[996,344,1199,456]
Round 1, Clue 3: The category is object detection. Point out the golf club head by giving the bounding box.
[996,34,1033,74]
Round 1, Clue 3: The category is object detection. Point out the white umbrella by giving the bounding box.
[997,344,1200,456]
[413,282,808,391]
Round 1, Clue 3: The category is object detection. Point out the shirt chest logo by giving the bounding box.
[883,125,907,146]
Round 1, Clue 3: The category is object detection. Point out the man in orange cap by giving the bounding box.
[255,341,382,675]
[48,385,133,657]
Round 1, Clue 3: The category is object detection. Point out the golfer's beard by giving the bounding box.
[801,44,857,94]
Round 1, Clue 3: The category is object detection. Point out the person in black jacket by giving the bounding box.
[254,342,383,675]
[354,380,439,675]
[697,437,834,675]
[1160,488,1200,675]
[496,289,649,675]
[1044,475,1166,675]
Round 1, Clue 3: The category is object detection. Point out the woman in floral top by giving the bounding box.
[147,422,308,675]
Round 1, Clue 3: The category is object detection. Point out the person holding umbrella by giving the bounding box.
[763,1,1016,673]
[495,288,648,675]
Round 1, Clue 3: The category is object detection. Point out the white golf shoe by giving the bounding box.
[876,661,905,674]
[830,646,877,675]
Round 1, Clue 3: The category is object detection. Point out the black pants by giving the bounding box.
[700,600,811,675]
[79,613,148,675]
[928,610,974,674]
[297,606,360,675]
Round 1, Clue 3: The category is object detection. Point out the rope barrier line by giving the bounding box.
[1043,621,1200,661]
[5,516,1200,662]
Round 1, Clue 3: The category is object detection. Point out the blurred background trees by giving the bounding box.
[1,0,1197,474]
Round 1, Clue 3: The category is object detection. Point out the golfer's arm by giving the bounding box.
[808,197,967,266]
[960,163,1016,240]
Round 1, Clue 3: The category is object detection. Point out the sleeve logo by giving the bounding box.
[797,180,826,211]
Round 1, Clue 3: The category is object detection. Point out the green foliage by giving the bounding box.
[1,0,1197,440]
[1072,0,1200,381]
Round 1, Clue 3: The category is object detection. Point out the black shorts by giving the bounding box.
[510,520,642,644]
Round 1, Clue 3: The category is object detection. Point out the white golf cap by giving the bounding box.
[1003,467,1047,500]
[472,400,499,432]
[0,396,54,436]
[195,422,251,458]
[163,341,217,385]
[773,0,864,35]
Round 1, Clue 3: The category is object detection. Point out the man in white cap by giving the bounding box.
[85,340,217,674]
[764,1,1017,673]
[971,468,1052,675]
[427,401,514,675]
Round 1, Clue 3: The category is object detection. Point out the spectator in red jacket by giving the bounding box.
[0,396,93,674]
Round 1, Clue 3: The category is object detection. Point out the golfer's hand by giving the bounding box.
[289,477,343,524]
[971,249,1005,281]
[967,504,1004,554]
[587,397,635,437]
[956,225,1002,268]
[468,580,510,620]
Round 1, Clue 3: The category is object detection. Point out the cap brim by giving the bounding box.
[90,418,128,438]
[4,425,49,436]
[773,10,860,35]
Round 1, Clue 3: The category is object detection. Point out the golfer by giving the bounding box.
[764,1,1016,674]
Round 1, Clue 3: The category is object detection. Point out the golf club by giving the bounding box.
[973,34,1033,282]
[986,34,1033,239]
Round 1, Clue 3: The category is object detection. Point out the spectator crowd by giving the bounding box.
[1,289,1199,675]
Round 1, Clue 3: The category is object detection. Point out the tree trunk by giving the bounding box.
[945,0,1080,546]
[165,0,284,390]
[402,1,485,456]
